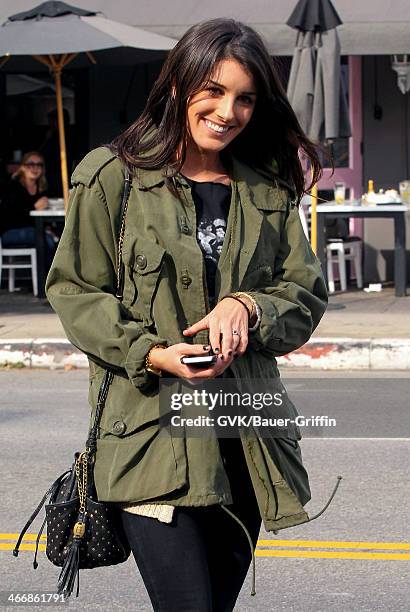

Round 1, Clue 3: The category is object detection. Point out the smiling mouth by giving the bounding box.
[203,119,234,134]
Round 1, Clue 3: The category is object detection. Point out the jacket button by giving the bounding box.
[181,274,192,287]
[112,420,126,435]
[181,223,190,235]
[136,254,147,270]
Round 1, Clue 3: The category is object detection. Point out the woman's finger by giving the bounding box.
[175,343,211,356]
[235,330,248,356]
[220,324,232,357]
[231,327,242,349]
[183,316,209,336]
[208,319,222,355]
[220,325,238,360]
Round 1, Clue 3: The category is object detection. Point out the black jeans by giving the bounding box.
[120,437,261,612]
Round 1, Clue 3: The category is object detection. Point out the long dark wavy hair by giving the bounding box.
[111,18,324,201]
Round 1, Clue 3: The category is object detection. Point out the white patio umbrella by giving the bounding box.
[0,1,176,207]
[286,0,351,253]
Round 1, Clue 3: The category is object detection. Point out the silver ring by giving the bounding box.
[232,329,241,336]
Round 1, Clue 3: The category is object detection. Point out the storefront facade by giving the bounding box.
[1,0,409,284]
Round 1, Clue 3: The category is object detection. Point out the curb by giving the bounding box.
[0,339,88,369]
[276,338,410,370]
[1,337,410,370]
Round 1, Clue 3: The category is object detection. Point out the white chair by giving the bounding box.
[0,237,38,296]
[326,239,363,293]
[299,197,363,294]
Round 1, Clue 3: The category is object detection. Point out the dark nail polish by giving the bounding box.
[220,355,224,361]
[213,348,219,353]
[203,345,210,351]
[228,350,232,356]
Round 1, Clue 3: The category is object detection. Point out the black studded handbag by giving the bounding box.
[13,169,133,598]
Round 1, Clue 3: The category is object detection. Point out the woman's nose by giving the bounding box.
[216,96,235,123]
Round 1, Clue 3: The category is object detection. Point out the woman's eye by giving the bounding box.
[204,87,255,104]
[239,95,254,105]
[207,86,222,96]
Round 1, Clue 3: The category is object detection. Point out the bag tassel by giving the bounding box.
[57,519,85,598]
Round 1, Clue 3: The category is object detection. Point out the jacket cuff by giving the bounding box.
[125,333,168,388]
[246,292,280,353]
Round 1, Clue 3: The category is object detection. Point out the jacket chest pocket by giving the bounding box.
[129,240,166,327]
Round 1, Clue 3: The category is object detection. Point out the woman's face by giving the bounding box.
[186,59,257,156]
[21,155,44,182]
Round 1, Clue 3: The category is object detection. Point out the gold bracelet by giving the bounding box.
[145,344,167,377]
[229,292,261,332]
[229,292,256,317]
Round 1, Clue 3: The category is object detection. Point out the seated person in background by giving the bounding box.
[0,151,56,259]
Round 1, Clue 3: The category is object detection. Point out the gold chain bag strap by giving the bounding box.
[13,169,132,599]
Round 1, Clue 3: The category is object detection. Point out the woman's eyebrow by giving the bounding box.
[208,79,257,96]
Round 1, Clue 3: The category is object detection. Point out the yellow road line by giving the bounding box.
[255,550,410,560]
[3,543,410,561]
[0,534,46,541]
[3,533,410,561]
[257,539,410,551]
[4,544,410,560]
[3,534,409,550]
[1,544,46,552]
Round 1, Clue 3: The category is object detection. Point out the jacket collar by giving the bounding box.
[134,167,194,190]
[134,153,293,204]
[134,166,166,190]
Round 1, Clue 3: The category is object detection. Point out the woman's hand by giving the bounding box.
[182,298,249,361]
[149,342,233,381]
[34,196,48,210]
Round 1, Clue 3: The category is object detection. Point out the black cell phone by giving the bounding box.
[180,355,218,368]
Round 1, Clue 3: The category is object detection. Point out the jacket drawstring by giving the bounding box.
[219,475,342,599]
[307,475,343,522]
[221,504,256,597]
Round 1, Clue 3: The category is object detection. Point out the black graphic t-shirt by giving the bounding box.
[184,177,231,306]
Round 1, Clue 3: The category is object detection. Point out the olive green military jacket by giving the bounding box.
[45,147,327,532]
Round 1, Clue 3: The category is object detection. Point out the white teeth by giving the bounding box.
[205,119,229,133]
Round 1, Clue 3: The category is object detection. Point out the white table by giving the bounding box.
[30,209,65,298]
[309,201,408,297]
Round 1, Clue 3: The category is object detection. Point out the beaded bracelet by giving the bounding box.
[145,343,167,377]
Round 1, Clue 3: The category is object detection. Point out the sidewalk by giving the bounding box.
[1,286,410,369]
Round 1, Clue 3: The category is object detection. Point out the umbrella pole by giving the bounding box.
[51,61,69,209]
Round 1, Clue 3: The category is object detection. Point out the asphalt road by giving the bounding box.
[0,370,409,612]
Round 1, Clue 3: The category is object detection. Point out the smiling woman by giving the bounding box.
[183,59,257,181]
[46,17,328,611]
[113,17,323,196]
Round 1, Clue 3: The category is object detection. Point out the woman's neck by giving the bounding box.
[181,142,230,184]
